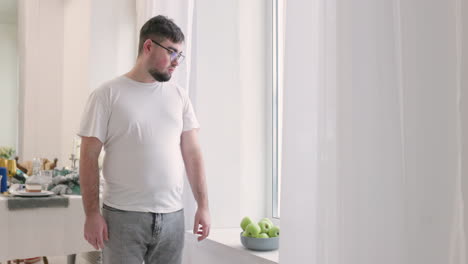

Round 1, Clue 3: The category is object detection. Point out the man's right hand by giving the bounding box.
[84,213,109,250]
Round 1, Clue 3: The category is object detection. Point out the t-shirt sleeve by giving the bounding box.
[182,93,200,132]
[77,88,110,143]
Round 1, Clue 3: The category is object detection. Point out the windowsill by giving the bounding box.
[185,228,279,264]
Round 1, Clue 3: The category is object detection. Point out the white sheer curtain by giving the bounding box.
[135,0,196,230]
[280,0,467,263]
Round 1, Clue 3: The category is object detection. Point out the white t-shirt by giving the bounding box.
[78,75,200,213]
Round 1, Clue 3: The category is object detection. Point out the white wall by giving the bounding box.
[0,23,18,149]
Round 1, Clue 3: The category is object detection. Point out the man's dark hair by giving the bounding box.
[138,15,185,56]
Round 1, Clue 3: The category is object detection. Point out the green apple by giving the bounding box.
[268,226,280,237]
[245,223,261,237]
[240,216,253,231]
[256,233,269,238]
[242,231,250,237]
[258,220,272,233]
[260,218,274,226]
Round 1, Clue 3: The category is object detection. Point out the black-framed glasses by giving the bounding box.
[151,39,185,64]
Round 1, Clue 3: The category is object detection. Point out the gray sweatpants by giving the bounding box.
[102,204,185,264]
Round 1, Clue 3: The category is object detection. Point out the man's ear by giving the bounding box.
[143,39,152,54]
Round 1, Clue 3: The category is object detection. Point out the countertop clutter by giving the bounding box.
[0,152,88,263]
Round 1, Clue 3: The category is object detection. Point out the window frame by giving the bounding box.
[271,0,283,220]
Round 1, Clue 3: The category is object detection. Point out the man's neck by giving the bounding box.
[125,64,157,83]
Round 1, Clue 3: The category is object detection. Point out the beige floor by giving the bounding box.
[7,253,99,264]
[3,252,101,264]
[46,255,87,264]
[45,256,78,264]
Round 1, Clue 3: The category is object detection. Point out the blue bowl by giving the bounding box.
[240,232,279,251]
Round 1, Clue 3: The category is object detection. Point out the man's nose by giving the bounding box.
[171,59,179,67]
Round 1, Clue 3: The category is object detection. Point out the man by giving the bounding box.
[78,15,210,264]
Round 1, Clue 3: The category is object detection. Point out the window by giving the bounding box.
[272,0,285,219]
[0,0,18,152]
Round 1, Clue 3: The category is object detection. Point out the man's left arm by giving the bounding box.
[181,129,210,241]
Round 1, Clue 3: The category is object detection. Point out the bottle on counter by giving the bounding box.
[0,159,7,193]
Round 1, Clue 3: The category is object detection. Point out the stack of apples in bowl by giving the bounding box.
[240,216,280,251]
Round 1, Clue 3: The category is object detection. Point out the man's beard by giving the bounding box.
[148,68,172,82]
